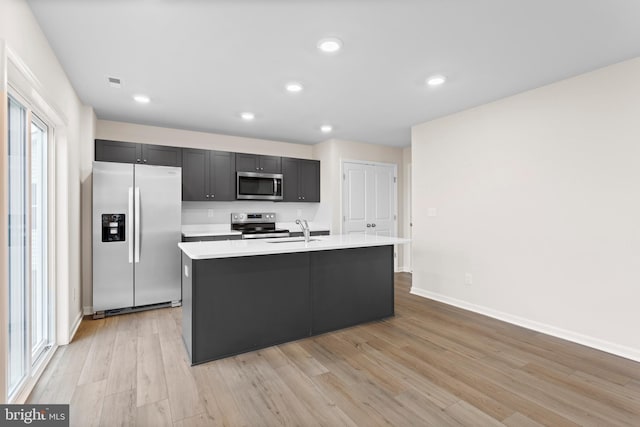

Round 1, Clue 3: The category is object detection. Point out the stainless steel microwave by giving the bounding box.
[236,171,283,201]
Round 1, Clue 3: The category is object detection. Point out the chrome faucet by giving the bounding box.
[295,219,311,243]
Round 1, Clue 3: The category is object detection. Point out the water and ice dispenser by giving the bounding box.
[101,214,126,242]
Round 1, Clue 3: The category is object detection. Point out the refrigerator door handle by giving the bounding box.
[128,187,134,263]
[134,187,141,263]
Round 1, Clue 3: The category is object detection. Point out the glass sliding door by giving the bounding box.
[6,94,52,401]
[7,96,28,397]
[30,116,49,363]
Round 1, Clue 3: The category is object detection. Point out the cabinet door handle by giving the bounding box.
[372,223,376,227]
[206,195,209,198]
[211,194,215,198]
[143,159,147,163]
[136,158,141,163]
[298,196,301,200]
[366,223,372,228]
[302,196,305,200]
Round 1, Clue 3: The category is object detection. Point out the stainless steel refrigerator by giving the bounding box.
[92,161,182,315]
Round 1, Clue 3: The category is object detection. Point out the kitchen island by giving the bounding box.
[178,235,410,365]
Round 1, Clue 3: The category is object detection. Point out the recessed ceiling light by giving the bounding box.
[285,82,304,93]
[240,112,255,121]
[426,75,446,87]
[320,125,333,133]
[317,37,342,53]
[133,94,150,104]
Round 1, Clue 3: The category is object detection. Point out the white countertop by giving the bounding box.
[182,222,331,238]
[179,234,410,260]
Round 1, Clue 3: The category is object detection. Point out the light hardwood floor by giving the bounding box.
[29,273,640,426]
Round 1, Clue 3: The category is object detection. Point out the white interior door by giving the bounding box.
[342,162,368,235]
[342,161,398,268]
[370,165,395,237]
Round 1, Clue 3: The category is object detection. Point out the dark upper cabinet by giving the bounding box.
[141,144,182,167]
[182,149,208,201]
[95,139,181,167]
[95,139,141,164]
[282,158,320,202]
[236,153,281,174]
[182,149,235,201]
[209,151,236,201]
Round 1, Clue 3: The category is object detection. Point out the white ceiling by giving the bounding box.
[27,0,640,148]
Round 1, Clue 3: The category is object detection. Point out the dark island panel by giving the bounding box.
[190,252,311,364]
[310,245,394,335]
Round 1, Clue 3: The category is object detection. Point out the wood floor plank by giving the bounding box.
[273,362,357,426]
[394,388,464,426]
[445,401,506,427]
[69,379,106,427]
[136,333,168,407]
[136,399,173,427]
[278,341,329,377]
[173,412,217,427]
[99,389,136,427]
[77,317,117,386]
[160,336,205,421]
[502,412,544,427]
[105,328,137,395]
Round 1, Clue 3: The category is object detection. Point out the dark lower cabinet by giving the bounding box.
[95,139,181,166]
[182,245,394,364]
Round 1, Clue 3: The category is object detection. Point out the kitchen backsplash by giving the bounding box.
[182,201,328,225]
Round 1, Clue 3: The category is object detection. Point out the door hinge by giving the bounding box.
[343,216,346,222]
[394,252,397,258]
[393,176,397,183]
[394,214,396,220]
[343,173,346,180]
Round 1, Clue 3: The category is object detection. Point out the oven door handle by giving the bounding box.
[273,178,278,195]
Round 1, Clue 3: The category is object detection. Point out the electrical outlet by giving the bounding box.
[207,209,214,218]
[464,273,472,286]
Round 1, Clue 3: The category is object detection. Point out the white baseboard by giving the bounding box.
[69,310,83,342]
[83,305,93,316]
[410,287,640,363]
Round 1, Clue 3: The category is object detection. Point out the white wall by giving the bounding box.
[0,0,94,402]
[411,57,640,361]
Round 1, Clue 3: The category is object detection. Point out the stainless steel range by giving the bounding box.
[231,212,290,239]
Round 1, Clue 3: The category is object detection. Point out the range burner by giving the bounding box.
[231,212,290,239]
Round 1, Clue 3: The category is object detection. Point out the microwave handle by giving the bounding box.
[273,178,278,195]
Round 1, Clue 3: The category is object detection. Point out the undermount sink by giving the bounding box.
[267,238,321,243]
